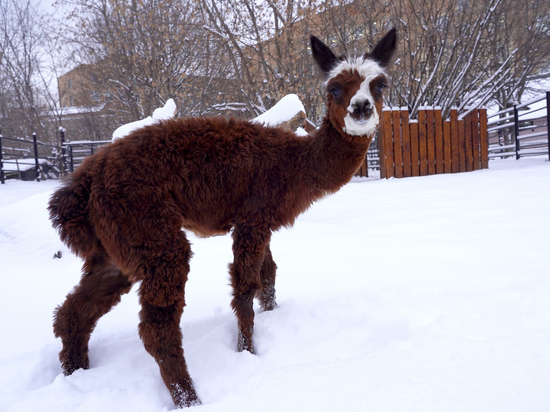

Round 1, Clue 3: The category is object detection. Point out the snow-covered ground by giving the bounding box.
[1,157,549,411]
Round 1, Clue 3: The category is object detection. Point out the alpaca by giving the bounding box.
[48,29,397,408]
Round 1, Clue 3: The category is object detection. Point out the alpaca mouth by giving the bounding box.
[351,108,373,124]
[343,110,379,136]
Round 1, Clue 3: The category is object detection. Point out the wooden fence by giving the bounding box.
[378,108,488,178]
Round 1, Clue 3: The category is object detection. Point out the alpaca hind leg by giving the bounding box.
[230,225,271,353]
[137,231,200,408]
[53,252,132,375]
[258,244,277,311]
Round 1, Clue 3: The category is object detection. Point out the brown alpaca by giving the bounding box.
[49,29,396,408]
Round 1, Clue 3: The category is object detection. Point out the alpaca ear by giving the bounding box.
[310,35,339,78]
[367,28,397,68]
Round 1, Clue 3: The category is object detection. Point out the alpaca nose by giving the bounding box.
[351,99,372,117]
[354,99,371,110]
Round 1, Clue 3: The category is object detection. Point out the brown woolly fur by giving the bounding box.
[49,29,396,408]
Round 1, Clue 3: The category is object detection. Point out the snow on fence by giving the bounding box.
[486,92,550,161]
[377,107,489,179]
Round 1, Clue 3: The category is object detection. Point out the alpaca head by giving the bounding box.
[311,28,397,137]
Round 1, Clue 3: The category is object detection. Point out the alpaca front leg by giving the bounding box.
[139,300,201,408]
[230,225,271,353]
[232,288,258,353]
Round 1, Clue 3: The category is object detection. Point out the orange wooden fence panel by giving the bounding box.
[392,110,403,178]
[434,109,444,174]
[418,109,427,176]
[378,108,488,179]
[450,109,459,173]
[401,110,412,177]
[410,120,419,177]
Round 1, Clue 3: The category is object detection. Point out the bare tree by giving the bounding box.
[59,0,228,123]
[383,0,550,118]
[200,0,322,118]
[0,0,60,143]
[200,0,550,122]
[11,0,542,148]
[489,0,550,108]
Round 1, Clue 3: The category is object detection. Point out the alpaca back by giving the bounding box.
[50,116,315,245]
[163,116,320,234]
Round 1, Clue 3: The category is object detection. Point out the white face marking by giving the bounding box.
[327,57,387,136]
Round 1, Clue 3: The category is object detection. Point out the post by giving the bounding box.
[513,104,520,160]
[546,91,550,161]
[0,126,4,184]
[60,128,66,175]
[69,145,74,172]
[33,132,40,181]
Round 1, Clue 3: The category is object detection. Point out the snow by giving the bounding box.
[518,97,546,121]
[1,158,49,173]
[251,94,305,128]
[1,157,550,411]
[111,95,305,143]
[112,99,177,141]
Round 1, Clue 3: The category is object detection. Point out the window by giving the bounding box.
[91,91,100,102]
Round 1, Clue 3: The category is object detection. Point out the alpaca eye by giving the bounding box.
[330,88,342,98]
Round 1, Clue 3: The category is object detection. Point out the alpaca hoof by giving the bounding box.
[60,351,89,376]
[259,285,277,312]
[170,382,201,408]
[237,330,254,354]
[261,300,277,312]
[61,358,89,376]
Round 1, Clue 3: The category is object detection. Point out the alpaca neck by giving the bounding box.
[304,117,371,194]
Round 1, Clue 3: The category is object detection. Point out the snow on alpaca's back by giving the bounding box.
[111,99,177,141]
[112,94,308,142]
[252,94,307,135]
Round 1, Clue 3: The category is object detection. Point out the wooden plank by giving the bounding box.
[434,109,444,174]
[377,127,385,178]
[471,109,481,170]
[464,112,473,171]
[479,109,489,169]
[458,117,466,173]
[426,109,436,175]
[382,110,394,178]
[401,109,412,177]
[418,109,427,176]
[392,110,403,178]
[450,109,459,173]
[443,120,452,174]
[410,121,419,177]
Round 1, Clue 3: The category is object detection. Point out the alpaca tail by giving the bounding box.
[48,172,96,258]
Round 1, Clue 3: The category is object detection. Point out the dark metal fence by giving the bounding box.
[0,126,112,183]
[62,139,111,172]
[487,92,550,161]
[0,127,60,184]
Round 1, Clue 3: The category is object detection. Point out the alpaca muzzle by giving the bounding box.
[351,99,373,120]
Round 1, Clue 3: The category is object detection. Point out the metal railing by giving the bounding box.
[487,92,549,161]
[0,127,58,184]
[62,139,111,172]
